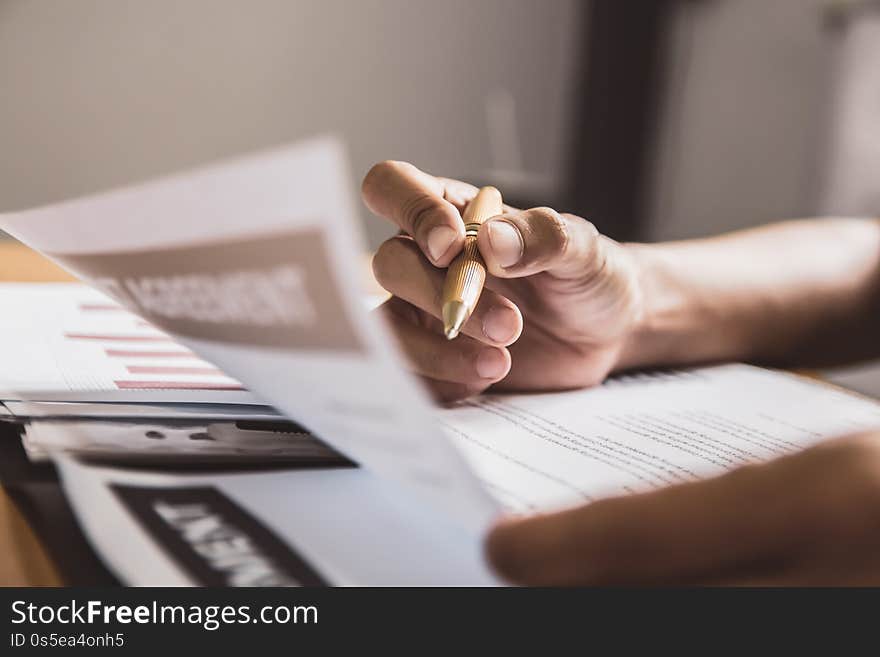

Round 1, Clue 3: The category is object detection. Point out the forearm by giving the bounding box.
[618,218,880,371]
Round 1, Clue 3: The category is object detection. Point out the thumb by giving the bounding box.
[477,208,607,279]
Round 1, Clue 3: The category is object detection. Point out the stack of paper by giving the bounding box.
[0,282,291,436]
[49,364,880,585]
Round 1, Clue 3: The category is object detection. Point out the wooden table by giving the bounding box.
[0,241,72,585]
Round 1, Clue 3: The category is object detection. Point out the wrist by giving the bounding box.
[615,241,747,371]
[615,243,682,371]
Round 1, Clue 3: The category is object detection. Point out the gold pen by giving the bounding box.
[441,186,503,339]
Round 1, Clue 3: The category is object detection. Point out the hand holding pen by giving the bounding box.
[362,160,642,402]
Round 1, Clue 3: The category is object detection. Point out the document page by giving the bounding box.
[0,137,497,532]
[55,457,497,586]
[441,365,880,513]
[0,283,258,404]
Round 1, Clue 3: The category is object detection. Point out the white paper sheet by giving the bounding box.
[0,283,259,404]
[55,457,498,586]
[0,137,498,533]
[54,363,880,586]
[441,365,880,513]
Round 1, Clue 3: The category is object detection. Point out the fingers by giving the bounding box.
[485,475,769,586]
[477,208,609,280]
[422,378,493,405]
[373,235,523,346]
[362,161,474,267]
[382,299,512,386]
[485,437,880,585]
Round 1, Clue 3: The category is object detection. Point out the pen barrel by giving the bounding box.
[462,186,503,236]
[442,236,486,308]
[441,186,501,332]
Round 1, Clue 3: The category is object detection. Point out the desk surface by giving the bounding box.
[0,242,70,585]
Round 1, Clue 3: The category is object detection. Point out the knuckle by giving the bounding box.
[564,215,617,285]
[532,206,566,234]
[361,161,391,202]
[362,160,418,215]
[400,193,442,237]
[435,343,473,382]
[579,219,602,258]
[362,160,403,195]
[523,207,568,263]
[574,217,609,276]
[569,215,601,256]
[458,342,485,377]
[371,236,417,289]
[419,347,443,377]
[370,239,397,288]
[578,216,600,240]
[428,344,471,383]
[371,241,391,282]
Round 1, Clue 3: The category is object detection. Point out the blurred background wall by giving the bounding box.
[647,0,832,241]
[2,0,878,392]
[0,0,580,245]
[0,0,862,241]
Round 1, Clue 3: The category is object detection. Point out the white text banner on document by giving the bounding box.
[0,136,499,532]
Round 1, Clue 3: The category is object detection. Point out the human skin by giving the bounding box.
[362,160,880,584]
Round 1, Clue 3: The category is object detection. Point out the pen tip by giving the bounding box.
[442,301,468,341]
